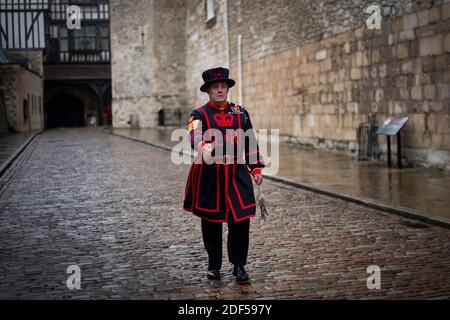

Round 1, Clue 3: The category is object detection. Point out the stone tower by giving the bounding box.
[110,0,188,128]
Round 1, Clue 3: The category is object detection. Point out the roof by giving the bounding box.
[0,48,32,70]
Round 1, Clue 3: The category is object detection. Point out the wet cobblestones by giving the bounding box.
[0,127,449,299]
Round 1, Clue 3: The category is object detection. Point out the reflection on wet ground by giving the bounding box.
[0,131,37,165]
[277,143,450,220]
[109,127,450,222]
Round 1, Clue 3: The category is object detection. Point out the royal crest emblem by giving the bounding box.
[214,113,234,127]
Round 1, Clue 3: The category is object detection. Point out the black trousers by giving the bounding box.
[201,217,250,270]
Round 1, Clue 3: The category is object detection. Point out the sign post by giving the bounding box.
[376,116,408,168]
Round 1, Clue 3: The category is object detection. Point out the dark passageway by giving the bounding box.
[45,94,85,129]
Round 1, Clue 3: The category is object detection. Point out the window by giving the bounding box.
[205,0,215,23]
[99,3,109,19]
[80,5,98,20]
[55,24,109,62]
[45,0,110,63]
[99,25,109,51]
[23,99,28,121]
[49,2,107,21]
[73,26,97,51]
[62,25,108,52]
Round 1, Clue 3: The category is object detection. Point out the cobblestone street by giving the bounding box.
[1,127,450,299]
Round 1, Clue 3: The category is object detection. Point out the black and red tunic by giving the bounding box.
[183,101,265,222]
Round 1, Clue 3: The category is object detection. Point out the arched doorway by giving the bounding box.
[46,94,85,128]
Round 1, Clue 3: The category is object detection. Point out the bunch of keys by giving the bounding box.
[256,184,268,221]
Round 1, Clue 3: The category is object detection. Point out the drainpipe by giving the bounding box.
[237,34,243,105]
[224,0,230,68]
[223,0,231,100]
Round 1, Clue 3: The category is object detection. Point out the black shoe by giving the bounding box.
[233,265,250,283]
[207,269,221,280]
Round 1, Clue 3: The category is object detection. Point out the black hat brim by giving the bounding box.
[200,79,235,92]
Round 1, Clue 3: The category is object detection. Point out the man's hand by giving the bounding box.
[202,143,214,164]
[253,173,263,185]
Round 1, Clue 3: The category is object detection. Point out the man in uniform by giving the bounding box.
[183,67,264,283]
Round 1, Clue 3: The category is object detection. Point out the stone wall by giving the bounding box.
[0,64,44,132]
[110,0,188,128]
[226,0,444,64]
[10,50,44,76]
[184,0,432,108]
[152,0,188,125]
[185,0,229,108]
[110,0,154,128]
[230,2,450,169]
[0,89,7,134]
[0,50,44,132]
[0,65,18,131]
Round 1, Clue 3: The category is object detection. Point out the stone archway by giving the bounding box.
[44,82,111,128]
[46,94,85,128]
[44,83,100,128]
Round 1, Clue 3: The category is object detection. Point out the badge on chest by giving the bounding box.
[214,113,235,127]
